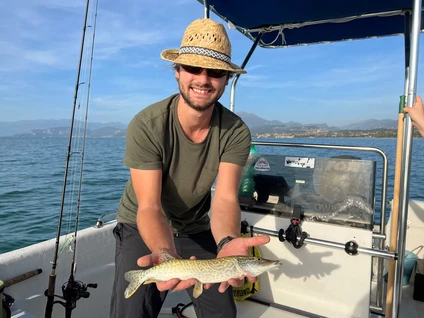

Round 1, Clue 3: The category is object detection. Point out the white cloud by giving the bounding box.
[40,0,86,11]
[1,0,423,125]
[105,75,174,91]
[245,64,266,71]
[124,60,162,68]
[0,0,174,74]
[309,57,398,88]
[89,92,167,123]
[238,53,402,91]
[95,14,168,59]
[238,74,298,89]
[0,2,85,72]
[289,95,395,108]
[23,50,62,66]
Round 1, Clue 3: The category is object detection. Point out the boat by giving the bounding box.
[1,0,424,317]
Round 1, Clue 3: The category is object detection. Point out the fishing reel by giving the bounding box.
[45,277,97,316]
[61,278,98,307]
[2,293,14,318]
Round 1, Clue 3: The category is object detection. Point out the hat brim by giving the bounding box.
[161,49,246,74]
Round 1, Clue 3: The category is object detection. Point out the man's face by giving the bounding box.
[176,65,229,112]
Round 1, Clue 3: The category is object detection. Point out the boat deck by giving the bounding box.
[157,280,424,318]
[369,282,424,318]
[2,221,423,318]
[159,290,315,318]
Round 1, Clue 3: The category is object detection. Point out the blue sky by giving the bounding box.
[1,0,424,127]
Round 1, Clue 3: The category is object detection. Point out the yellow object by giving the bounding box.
[233,234,261,301]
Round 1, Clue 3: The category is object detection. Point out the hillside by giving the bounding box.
[0,115,401,138]
[0,120,127,137]
[236,111,397,131]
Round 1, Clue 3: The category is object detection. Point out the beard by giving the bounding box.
[178,79,225,112]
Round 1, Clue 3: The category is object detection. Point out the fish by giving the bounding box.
[124,249,281,299]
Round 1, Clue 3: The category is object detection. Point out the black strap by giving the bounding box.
[285,219,307,249]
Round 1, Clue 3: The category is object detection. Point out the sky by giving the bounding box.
[1,0,424,127]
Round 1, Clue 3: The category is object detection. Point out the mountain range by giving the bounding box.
[0,113,398,138]
[236,112,397,132]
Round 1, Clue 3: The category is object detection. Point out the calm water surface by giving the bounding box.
[1,137,423,253]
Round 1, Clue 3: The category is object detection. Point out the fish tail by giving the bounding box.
[124,269,147,299]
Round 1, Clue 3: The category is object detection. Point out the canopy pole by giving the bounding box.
[385,10,411,318]
[385,95,408,317]
[203,0,209,18]
[392,1,422,317]
[229,33,263,112]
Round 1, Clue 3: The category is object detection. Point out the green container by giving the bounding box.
[238,145,258,198]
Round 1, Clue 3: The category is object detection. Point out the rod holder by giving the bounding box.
[243,222,397,260]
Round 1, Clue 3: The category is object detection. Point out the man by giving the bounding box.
[110,18,270,318]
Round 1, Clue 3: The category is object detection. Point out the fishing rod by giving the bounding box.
[44,0,99,317]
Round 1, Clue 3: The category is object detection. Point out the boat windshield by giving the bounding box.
[239,152,376,229]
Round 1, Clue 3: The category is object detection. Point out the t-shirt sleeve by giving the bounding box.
[123,116,162,170]
[220,121,251,167]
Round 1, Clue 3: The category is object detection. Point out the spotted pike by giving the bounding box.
[124,249,281,299]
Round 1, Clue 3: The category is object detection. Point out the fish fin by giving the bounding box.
[157,249,176,263]
[193,281,203,298]
[143,280,159,285]
[124,270,146,299]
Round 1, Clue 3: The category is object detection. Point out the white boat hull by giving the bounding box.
[1,201,423,318]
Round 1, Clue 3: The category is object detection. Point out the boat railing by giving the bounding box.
[249,140,389,311]
[95,212,117,228]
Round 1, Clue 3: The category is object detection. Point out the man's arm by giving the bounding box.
[131,167,198,291]
[209,161,270,293]
[211,161,270,256]
[210,162,243,243]
[131,168,176,255]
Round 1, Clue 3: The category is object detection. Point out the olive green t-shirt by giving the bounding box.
[117,94,251,234]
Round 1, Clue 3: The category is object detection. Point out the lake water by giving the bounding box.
[1,137,424,254]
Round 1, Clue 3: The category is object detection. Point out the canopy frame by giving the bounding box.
[200,0,422,316]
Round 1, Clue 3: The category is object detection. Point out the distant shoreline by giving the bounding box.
[253,130,422,139]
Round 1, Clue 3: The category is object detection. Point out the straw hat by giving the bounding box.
[161,18,246,74]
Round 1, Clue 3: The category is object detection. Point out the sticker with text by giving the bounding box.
[285,157,315,168]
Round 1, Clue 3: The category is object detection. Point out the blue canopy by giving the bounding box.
[200,0,424,47]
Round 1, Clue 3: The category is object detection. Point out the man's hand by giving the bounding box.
[137,250,197,292]
[404,96,424,137]
[206,235,271,293]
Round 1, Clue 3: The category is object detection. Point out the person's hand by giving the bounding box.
[404,96,424,137]
[205,235,270,293]
[137,249,197,292]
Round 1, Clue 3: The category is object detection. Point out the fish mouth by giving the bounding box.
[262,259,282,267]
[266,259,282,264]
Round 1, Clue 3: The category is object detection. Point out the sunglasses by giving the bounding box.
[180,65,228,78]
